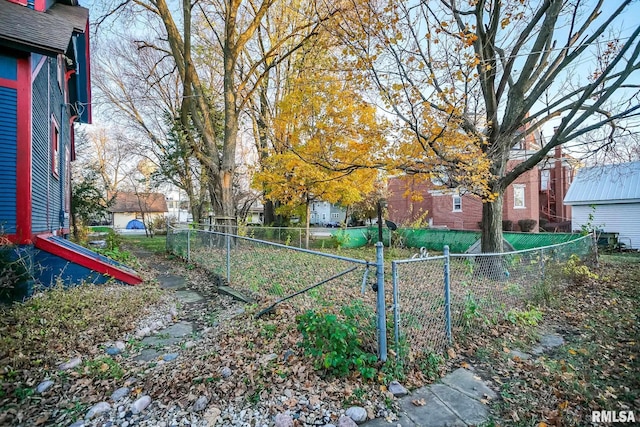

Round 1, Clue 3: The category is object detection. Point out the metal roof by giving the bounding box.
[564,161,640,205]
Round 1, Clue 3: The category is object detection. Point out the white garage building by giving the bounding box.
[564,161,640,250]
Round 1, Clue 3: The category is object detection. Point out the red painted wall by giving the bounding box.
[13,56,33,244]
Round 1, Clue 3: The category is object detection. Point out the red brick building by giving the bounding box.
[387,133,575,232]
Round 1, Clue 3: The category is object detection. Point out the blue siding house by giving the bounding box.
[0,0,142,297]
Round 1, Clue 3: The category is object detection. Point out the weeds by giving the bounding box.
[82,357,124,380]
[418,351,443,381]
[0,283,164,369]
[504,307,543,327]
[297,302,378,380]
[562,254,598,284]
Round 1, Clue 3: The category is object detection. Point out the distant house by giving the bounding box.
[245,200,264,225]
[109,192,169,229]
[564,161,640,250]
[165,190,191,223]
[0,1,142,295]
[387,132,575,232]
[309,201,347,226]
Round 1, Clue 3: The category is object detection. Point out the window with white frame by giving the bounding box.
[514,185,526,208]
[331,213,339,219]
[540,169,550,191]
[452,194,462,212]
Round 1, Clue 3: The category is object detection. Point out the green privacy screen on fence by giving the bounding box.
[332,227,583,253]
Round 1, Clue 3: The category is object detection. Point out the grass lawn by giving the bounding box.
[120,234,167,255]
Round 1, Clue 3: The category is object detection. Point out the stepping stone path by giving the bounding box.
[157,273,188,290]
[361,367,496,427]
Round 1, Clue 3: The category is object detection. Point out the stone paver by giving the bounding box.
[134,348,163,362]
[361,367,495,427]
[141,322,194,347]
[157,274,187,290]
[430,384,489,426]
[175,290,205,303]
[398,388,464,427]
[440,367,497,400]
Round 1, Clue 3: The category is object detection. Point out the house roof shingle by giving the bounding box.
[109,192,168,213]
[0,1,88,56]
[564,161,640,205]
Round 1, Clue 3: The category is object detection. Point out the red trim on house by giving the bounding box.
[6,0,27,6]
[33,0,46,11]
[0,77,18,89]
[16,57,32,245]
[34,235,143,285]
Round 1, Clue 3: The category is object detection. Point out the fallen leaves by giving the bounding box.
[455,255,640,426]
[411,398,426,406]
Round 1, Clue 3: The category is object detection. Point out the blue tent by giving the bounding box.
[126,219,145,229]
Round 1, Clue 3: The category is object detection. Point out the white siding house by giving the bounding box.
[564,161,640,249]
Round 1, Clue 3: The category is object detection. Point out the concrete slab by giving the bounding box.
[134,348,162,362]
[430,384,489,426]
[539,333,564,349]
[141,322,193,347]
[157,274,187,290]
[398,388,466,427]
[175,290,205,303]
[360,413,417,427]
[509,349,532,360]
[440,368,497,400]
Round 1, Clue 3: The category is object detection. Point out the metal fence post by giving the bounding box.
[391,261,400,361]
[226,233,231,283]
[376,241,387,362]
[187,229,191,263]
[443,245,452,344]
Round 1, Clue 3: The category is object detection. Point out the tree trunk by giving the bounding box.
[481,192,504,253]
[221,34,238,232]
[264,200,275,225]
[305,199,310,249]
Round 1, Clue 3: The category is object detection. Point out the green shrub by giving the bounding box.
[330,230,351,249]
[518,219,537,232]
[297,302,377,379]
[562,254,598,283]
[95,230,133,264]
[505,307,543,326]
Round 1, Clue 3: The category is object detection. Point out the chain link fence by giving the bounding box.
[172,223,350,249]
[166,226,381,355]
[391,234,595,365]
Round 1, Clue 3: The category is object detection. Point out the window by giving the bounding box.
[51,116,59,178]
[331,213,339,219]
[322,213,326,220]
[540,169,550,191]
[514,185,526,208]
[452,195,462,212]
